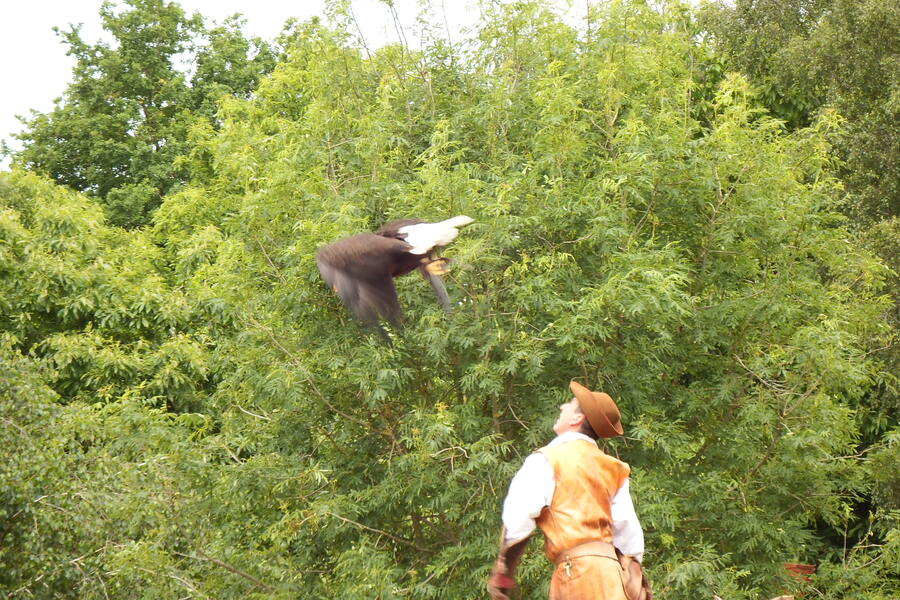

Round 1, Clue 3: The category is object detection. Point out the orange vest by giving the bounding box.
[535,439,630,562]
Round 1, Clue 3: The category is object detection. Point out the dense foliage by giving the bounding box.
[2,1,897,599]
[700,0,899,225]
[700,4,900,571]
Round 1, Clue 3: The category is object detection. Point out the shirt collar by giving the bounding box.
[546,431,595,447]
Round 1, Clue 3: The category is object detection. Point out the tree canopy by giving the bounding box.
[2,1,898,599]
[699,0,900,258]
[8,0,277,227]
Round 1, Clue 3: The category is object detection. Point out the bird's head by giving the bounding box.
[375,219,424,241]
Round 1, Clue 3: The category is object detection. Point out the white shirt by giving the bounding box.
[501,431,645,561]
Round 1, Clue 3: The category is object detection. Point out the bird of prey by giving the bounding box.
[316,216,474,332]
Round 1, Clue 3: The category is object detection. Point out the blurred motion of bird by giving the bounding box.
[316,216,474,334]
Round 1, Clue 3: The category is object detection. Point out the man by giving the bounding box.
[487,380,647,600]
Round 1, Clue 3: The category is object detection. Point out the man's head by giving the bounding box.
[553,380,623,438]
[552,397,591,436]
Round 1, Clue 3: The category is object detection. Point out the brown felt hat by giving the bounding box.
[569,380,623,438]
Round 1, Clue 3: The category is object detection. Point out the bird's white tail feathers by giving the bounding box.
[399,215,474,255]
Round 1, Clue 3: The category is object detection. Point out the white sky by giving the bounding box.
[0,0,500,169]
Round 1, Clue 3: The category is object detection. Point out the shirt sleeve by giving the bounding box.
[610,478,645,562]
[501,452,555,543]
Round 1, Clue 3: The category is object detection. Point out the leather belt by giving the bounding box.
[555,540,617,565]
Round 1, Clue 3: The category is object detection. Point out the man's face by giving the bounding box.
[553,397,583,434]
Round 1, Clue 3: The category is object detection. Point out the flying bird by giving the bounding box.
[316,216,474,332]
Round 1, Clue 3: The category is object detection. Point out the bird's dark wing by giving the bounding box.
[316,233,414,326]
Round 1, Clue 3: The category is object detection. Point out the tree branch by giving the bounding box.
[175,550,274,592]
[324,511,427,552]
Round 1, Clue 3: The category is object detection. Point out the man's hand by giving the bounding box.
[486,557,516,600]
[486,573,514,599]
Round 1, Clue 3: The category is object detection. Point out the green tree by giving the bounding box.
[699,0,900,225]
[148,2,895,597]
[0,335,227,599]
[0,170,228,598]
[0,171,216,412]
[7,0,276,227]
[699,3,900,577]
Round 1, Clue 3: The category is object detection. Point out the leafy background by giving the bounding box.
[2,1,898,598]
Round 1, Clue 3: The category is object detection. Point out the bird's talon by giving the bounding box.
[425,259,450,276]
